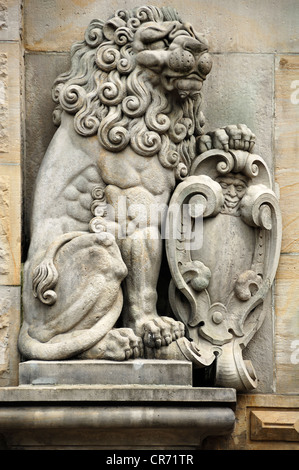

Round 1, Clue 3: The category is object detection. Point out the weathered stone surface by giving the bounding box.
[0,286,20,386]
[194,0,299,53]
[0,383,236,449]
[0,47,22,286]
[251,409,299,442]
[0,1,7,31]
[0,165,21,285]
[0,384,236,403]
[0,403,235,449]
[0,52,8,153]
[202,53,274,171]
[19,359,193,386]
[0,174,9,275]
[274,55,299,394]
[242,291,274,393]
[275,55,299,253]
[203,394,299,450]
[0,0,21,41]
[23,52,70,251]
[0,0,22,390]
[0,42,21,164]
[275,254,299,394]
[24,0,299,53]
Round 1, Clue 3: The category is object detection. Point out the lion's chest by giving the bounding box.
[98,149,175,197]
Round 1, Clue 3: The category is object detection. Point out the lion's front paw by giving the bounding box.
[142,316,185,349]
[197,124,255,154]
[82,328,144,361]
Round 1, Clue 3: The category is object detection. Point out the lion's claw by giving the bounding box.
[197,123,255,154]
[142,316,185,349]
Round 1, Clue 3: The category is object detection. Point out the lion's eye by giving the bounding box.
[149,40,168,50]
[178,91,188,99]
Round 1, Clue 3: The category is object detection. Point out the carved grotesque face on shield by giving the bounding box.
[216,173,248,215]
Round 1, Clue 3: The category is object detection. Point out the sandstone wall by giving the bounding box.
[0,0,22,386]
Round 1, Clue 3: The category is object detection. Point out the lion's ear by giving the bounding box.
[102,17,126,40]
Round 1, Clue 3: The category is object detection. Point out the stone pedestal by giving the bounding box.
[19,359,192,386]
[0,359,236,450]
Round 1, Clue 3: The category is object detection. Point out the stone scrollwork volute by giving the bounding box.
[166,149,282,391]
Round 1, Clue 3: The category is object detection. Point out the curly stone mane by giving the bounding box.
[52,5,208,179]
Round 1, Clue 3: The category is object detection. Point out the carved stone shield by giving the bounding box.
[166,148,282,391]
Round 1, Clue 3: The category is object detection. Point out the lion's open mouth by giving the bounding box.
[161,73,203,95]
[176,76,203,89]
[175,76,203,99]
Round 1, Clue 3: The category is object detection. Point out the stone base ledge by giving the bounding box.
[0,384,236,449]
[0,360,236,449]
[0,407,236,450]
[0,384,236,404]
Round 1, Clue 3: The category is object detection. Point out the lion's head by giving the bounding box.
[52,5,212,179]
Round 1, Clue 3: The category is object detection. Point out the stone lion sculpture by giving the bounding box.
[19,5,255,362]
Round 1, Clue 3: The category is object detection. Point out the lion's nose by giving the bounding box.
[168,49,195,73]
[197,52,213,79]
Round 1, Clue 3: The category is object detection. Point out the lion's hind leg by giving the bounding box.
[20,232,131,360]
